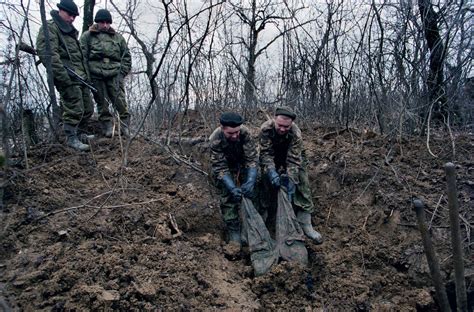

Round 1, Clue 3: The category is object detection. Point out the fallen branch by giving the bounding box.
[347,166,380,210]
[139,133,208,176]
[35,198,163,221]
[322,128,348,140]
[169,213,182,238]
[426,101,438,158]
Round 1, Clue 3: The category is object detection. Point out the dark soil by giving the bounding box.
[1,119,473,311]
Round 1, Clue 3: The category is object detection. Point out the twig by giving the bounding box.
[139,133,208,176]
[445,114,456,158]
[384,147,404,186]
[428,195,444,230]
[361,213,369,231]
[22,153,79,173]
[347,166,380,210]
[35,198,163,221]
[426,102,438,158]
[321,128,348,140]
[325,205,333,226]
[458,214,473,229]
[169,213,182,238]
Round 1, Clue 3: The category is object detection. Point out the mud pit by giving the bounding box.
[0,124,473,311]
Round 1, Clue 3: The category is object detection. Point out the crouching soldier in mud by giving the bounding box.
[209,112,259,251]
[259,107,323,244]
[80,8,132,137]
[36,0,94,152]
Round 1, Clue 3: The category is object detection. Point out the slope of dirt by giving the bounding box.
[0,124,473,311]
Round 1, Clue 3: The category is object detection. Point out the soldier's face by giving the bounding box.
[274,115,293,135]
[58,9,76,24]
[222,126,240,142]
[98,21,111,31]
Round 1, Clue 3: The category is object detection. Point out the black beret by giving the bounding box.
[275,106,296,120]
[219,112,244,127]
[57,0,79,16]
[95,9,112,23]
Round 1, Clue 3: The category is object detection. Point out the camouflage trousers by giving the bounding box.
[57,83,93,127]
[214,169,261,222]
[91,75,129,122]
[260,166,314,215]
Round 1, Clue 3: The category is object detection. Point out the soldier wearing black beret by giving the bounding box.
[275,106,297,120]
[258,106,323,243]
[209,112,259,251]
[219,112,245,127]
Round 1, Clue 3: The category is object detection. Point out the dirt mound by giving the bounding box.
[0,128,473,310]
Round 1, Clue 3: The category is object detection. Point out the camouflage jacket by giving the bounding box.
[80,24,131,79]
[36,10,89,88]
[259,119,304,183]
[209,125,258,179]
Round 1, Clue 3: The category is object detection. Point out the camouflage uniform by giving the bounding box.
[36,10,93,128]
[209,125,258,222]
[80,24,131,122]
[259,119,314,213]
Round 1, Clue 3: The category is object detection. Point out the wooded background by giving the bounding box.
[0,0,472,161]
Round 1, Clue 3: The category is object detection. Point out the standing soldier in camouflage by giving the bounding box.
[80,8,132,137]
[209,112,258,249]
[36,0,94,151]
[259,107,323,243]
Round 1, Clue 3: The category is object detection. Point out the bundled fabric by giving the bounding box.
[240,185,308,276]
[240,198,278,276]
[275,186,308,264]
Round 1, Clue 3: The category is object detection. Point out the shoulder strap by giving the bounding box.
[56,27,72,61]
[85,31,92,60]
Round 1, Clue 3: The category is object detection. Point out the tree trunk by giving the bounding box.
[0,103,6,210]
[39,0,61,136]
[418,0,447,124]
[82,0,96,33]
[22,109,39,147]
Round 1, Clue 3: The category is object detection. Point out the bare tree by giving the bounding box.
[418,0,448,128]
[226,0,309,111]
[82,0,96,33]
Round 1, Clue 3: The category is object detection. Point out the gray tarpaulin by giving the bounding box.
[240,187,308,276]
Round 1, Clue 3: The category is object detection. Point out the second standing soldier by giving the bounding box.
[259,107,323,243]
[80,8,132,137]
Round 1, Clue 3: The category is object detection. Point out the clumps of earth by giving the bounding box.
[0,119,472,310]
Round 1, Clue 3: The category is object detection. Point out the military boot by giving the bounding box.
[64,124,90,152]
[120,117,130,137]
[297,211,323,244]
[225,219,241,245]
[102,121,113,138]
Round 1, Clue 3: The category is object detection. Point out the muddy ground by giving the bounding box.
[0,116,473,311]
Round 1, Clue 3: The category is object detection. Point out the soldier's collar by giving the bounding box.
[51,10,77,35]
[89,23,116,34]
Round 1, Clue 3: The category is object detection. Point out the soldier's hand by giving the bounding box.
[281,175,296,202]
[241,167,257,198]
[221,173,242,202]
[241,181,254,198]
[230,187,242,203]
[268,169,280,189]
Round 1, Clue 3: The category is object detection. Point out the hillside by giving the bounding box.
[0,120,472,311]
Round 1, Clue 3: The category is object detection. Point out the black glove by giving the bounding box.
[268,169,280,189]
[221,174,242,202]
[241,167,257,198]
[281,174,296,203]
